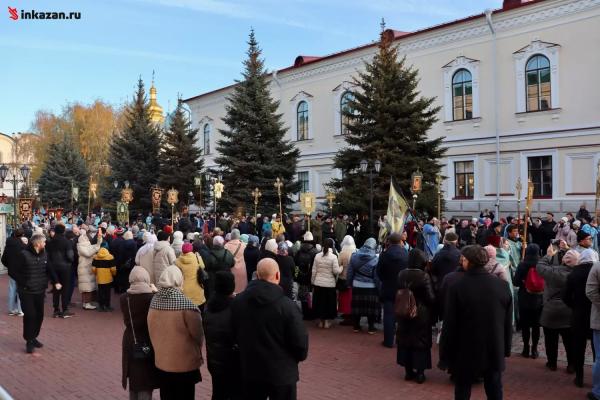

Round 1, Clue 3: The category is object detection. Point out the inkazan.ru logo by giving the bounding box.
[8,6,81,20]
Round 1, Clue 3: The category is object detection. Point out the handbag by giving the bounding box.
[126,295,153,361]
[195,253,210,288]
[394,283,418,319]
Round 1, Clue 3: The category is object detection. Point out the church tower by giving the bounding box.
[148,72,164,125]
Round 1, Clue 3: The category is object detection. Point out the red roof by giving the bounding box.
[182,0,545,103]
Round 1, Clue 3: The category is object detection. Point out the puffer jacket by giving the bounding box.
[175,252,206,306]
[311,251,342,288]
[536,254,572,329]
[346,247,379,289]
[77,233,101,293]
[92,248,117,285]
[14,245,50,294]
[46,233,74,271]
[294,242,319,286]
[153,241,176,287]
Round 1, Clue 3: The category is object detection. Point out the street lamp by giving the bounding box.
[359,159,381,236]
[0,164,31,228]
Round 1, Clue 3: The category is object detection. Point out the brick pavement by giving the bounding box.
[0,274,593,399]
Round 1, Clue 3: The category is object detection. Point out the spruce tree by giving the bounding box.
[105,78,161,215]
[158,100,203,204]
[215,30,300,215]
[331,25,445,217]
[37,136,89,209]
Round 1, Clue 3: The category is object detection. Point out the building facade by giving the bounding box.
[184,0,600,218]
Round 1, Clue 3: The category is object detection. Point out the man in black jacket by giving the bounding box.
[440,245,512,400]
[2,228,26,315]
[430,232,461,297]
[231,258,308,400]
[14,234,60,353]
[377,232,408,348]
[46,224,75,318]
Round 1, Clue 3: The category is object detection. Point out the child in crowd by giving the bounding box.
[92,247,117,312]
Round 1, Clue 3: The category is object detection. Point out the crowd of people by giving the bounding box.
[4,203,600,400]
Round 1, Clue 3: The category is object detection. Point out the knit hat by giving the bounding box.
[54,224,66,235]
[573,220,582,229]
[163,225,173,235]
[115,227,124,235]
[265,238,278,254]
[563,250,580,267]
[123,231,134,240]
[303,231,314,241]
[186,232,196,241]
[577,230,591,243]
[182,243,193,254]
[214,271,235,296]
[461,245,489,268]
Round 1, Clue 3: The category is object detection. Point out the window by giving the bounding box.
[298,171,309,193]
[203,124,210,155]
[452,69,473,121]
[528,156,552,197]
[526,55,551,112]
[454,161,474,198]
[340,91,354,135]
[296,101,309,141]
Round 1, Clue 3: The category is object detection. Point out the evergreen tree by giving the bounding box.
[331,25,445,218]
[158,100,203,205]
[215,30,300,215]
[105,78,161,215]
[37,136,89,209]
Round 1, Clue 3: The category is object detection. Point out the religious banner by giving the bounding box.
[300,192,316,215]
[121,187,134,204]
[151,187,163,213]
[90,182,98,199]
[379,178,410,243]
[18,198,34,221]
[116,201,129,224]
[167,188,179,205]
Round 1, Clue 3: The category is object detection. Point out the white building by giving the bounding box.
[184,0,600,218]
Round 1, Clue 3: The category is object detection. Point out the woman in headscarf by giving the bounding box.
[243,235,260,282]
[513,243,543,359]
[338,235,357,325]
[135,232,158,284]
[175,243,206,310]
[171,231,184,257]
[148,266,204,400]
[311,238,342,329]
[347,238,380,334]
[224,229,247,294]
[276,241,295,299]
[564,248,598,387]
[483,245,510,283]
[537,247,579,373]
[77,228,103,310]
[120,267,159,400]
[396,248,435,384]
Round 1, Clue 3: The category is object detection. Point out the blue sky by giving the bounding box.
[2,0,500,134]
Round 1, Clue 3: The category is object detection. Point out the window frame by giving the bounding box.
[452,69,473,121]
[442,57,480,123]
[296,101,309,141]
[453,160,475,199]
[525,54,551,112]
[297,171,310,193]
[203,123,211,155]
[527,155,553,199]
[340,91,355,135]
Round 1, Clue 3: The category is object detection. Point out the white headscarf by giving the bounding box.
[579,249,599,264]
[157,265,183,289]
[340,235,356,253]
[136,233,157,261]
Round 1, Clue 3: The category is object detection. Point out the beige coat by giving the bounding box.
[175,252,206,306]
[339,248,357,280]
[147,308,204,373]
[311,251,342,288]
[136,244,156,284]
[152,241,176,287]
[77,234,101,293]
[224,239,247,293]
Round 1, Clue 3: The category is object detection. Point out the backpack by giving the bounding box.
[394,286,418,319]
[525,266,544,294]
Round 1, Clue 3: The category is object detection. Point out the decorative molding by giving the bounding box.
[564,152,598,194]
[519,149,559,199]
[289,90,314,102]
[447,155,479,200]
[442,56,481,122]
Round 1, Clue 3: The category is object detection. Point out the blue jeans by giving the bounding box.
[8,277,21,313]
[593,330,600,397]
[383,300,396,347]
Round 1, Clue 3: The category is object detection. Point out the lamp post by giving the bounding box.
[252,187,262,219]
[360,159,381,236]
[0,164,30,228]
[411,169,423,211]
[435,175,443,220]
[516,177,523,235]
[274,177,284,219]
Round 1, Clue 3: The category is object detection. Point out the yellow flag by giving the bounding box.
[379,178,410,243]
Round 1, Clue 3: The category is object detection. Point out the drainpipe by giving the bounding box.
[485,8,501,220]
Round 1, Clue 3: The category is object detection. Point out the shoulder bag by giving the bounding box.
[126,295,153,361]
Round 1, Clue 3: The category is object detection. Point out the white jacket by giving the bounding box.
[77,234,101,293]
[311,251,342,288]
[153,241,176,287]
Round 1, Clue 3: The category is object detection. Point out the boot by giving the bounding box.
[521,343,530,358]
[530,344,539,359]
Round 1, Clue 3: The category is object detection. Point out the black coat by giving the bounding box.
[439,268,512,377]
[231,280,308,385]
[563,262,594,330]
[538,220,557,252]
[276,254,295,299]
[395,269,435,349]
[14,245,51,294]
[430,244,461,293]
[2,236,26,280]
[294,242,318,286]
[513,261,544,311]
[243,246,260,282]
[439,268,465,319]
[120,293,159,391]
[376,244,408,302]
[46,233,74,271]
[203,294,241,385]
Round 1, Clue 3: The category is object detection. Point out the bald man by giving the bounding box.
[231,258,308,400]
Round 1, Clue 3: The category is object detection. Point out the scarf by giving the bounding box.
[150,287,198,311]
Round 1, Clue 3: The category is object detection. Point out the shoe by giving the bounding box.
[405,371,416,381]
[317,321,324,328]
[17,312,24,317]
[97,306,106,312]
[53,310,62,318]
[521,345,530,358]
[381,341,393,348]
[546,362,557,371]
[367,329,377,335]
[25,341,35,354]
[587,392,600,400]
[323,320,331,329]
[531,349,539,359]
[575,376,584,388]
[415,373,426,384]
[61,310,74,318]
[83,303,97,310]
[8,311,16,316]
[567,365,575,374]
[32,339,43,348]
[353,327,361,333]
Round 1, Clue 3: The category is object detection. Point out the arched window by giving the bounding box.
[340,91,354,135]
[526,55,551,112]
[296,101,309,141]
[452,69,473,121]
[203,124,210,155]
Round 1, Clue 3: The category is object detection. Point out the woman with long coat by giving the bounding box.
[120,267,159,400]
[135,232,157,284]
[224,229,248,294]
[347,238,379,334]
[338,235,357,324]
[77,229,102,310]
[311,238,342,329]
[396,249,435,384]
